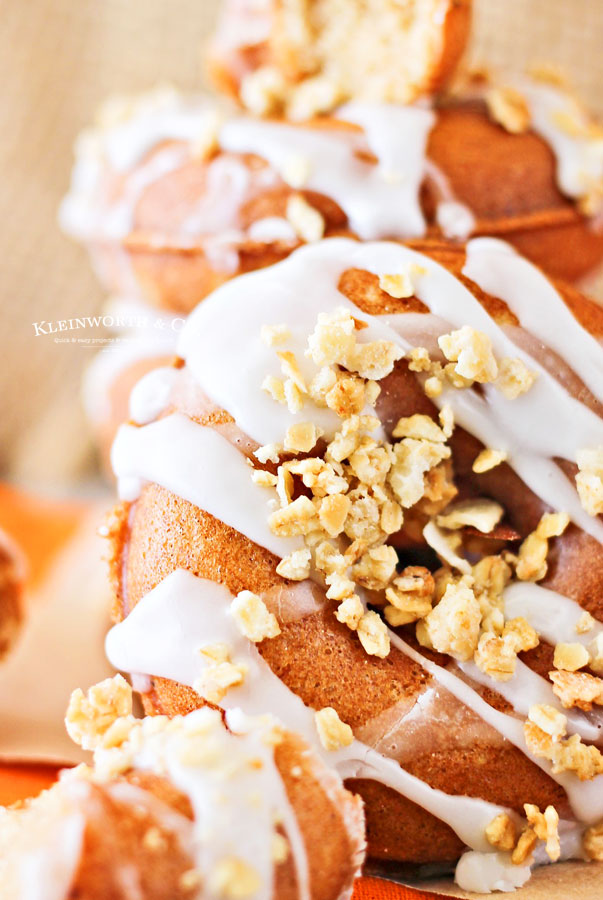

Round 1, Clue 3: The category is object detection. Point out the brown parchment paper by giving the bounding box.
[420,859,603,899]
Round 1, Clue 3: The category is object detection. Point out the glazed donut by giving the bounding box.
[105,236,603,892]
[206,0,471,112]
[60,79,603,316]
[0,529,24,660]
[0,676,364,900]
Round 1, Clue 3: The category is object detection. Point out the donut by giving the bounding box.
[60,78,603,316]
[105,236,603,892]
[0,676,364,899]
[206,0,471,112]
[0,529,24,660]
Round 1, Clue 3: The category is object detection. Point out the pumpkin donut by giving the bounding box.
[104,237,603,892]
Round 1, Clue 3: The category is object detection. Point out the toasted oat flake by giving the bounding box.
[335,594,365,630]
[194,661,247,705]
[553,642,590,672]
[314,706,354,751]
[261,324,291,347]
[576,610,596,634]
[550,670,603,711]
[209,856,261,899]
[283,421,322,453]
[357,610,390,658]
[496,358,537,399]
[254,443,282,465]
[472,448,508,473]
[527,704,567,742]
[269,495,318,536]
[240,66,286,116]
[407,347,431,372]
[576,447,603,516]
[584,822,603,861]
[231,591,281,642]
[486,86,531,134]
[65,674,133,751]
[287,74,343,122]
[251,469,278,488]
[392,414,447,443]
[318,493,351,537]
[590,633,603,674]
[277,351,307,392]
[485,813,517,852]
[438,326,498,384]
[286,194,325,243]
[524,804,560,862]
[378,270,417,299]
[423,580,480,661]
[276,548,312,581]
[511,827,538,865]
[271,833,289,864]
[436,498,504,534]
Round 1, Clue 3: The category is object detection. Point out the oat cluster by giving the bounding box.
[485,803,560,865]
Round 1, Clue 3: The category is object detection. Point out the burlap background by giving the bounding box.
[1,0,602,487]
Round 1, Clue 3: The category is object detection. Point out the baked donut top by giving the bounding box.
[108,236,603,892]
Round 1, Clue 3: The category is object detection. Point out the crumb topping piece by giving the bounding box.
[65,675,133,751]
[315,706,354,751]
[231,591,282,643]
[486,86,531,134]
[575,447,603,516]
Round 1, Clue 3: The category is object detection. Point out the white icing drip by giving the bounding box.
[129,366,181,425]
[456,659,603,743]
[504,582,603,649]
[219,107,435,240]
[110,414,302,559]
[387,630,603,824]
[61,94,478,250]
[82,335,178,426]
[179,238,603,538]
[454,850,531,893]
[106,569,510,854]
[179,156,278,239]
[463,238,603,403]
[247,216,298,243]
[514,78,603,203]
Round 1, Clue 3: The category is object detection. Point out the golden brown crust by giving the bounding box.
[0,533,24,659]
[108,239,602,864]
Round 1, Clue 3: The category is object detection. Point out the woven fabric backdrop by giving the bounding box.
[1,0,602,486]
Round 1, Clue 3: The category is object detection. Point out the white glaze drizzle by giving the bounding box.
[111,413,303,559]
[503,582,603,649]
[60,92,476,248]
[463,237,603,403]
[513,77,603,203]
[106,569,511,854]
[386,631,603,824]
[129,366,181,425]
[456,659,603,743]
[178,237,603,539]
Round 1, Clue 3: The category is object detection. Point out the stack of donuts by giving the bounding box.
[9,0,603,896]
